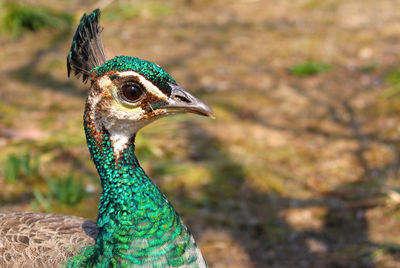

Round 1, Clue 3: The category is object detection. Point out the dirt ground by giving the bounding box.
[1,0,400,267]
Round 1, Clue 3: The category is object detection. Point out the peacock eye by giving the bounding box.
[119,82,145,103]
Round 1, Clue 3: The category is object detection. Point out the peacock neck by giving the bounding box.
[66,109,204,267]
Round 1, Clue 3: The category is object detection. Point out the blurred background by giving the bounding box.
[1,0,400,267]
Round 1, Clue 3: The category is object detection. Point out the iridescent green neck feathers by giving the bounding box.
[67,112,205,267]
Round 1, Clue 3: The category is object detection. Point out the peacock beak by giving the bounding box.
[163,83,215,118]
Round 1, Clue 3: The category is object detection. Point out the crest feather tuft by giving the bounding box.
[67,9,106,83]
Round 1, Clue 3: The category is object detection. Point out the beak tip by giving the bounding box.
[207,109,216,119]
[197,103,216,119]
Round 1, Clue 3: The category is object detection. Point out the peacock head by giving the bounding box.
[87,56,213,139]
[67,9,214,152]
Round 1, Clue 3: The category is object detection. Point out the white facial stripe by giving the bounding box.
[88,93,102,132]
[118,71,168,100]
[98,75,115,91]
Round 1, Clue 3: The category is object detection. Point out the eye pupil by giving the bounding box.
[121,83,144,102]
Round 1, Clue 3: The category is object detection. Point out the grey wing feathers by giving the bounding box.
[0,212,97,267]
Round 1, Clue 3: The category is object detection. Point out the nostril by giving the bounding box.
[174,95,191,103]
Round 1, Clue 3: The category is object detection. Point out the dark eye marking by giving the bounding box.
[110,74,119,80]
[119,82,145,103]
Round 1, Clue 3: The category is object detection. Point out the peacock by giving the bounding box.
[0,9,213,267]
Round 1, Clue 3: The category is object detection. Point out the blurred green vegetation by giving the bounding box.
[31,174,87,212]
[360,62,378,73]
[1,151,88,212]
[383,68,400,98]
[0,2,72,36]
[3,153,39,183]
[47,174,86,206]
[289,61,332,76]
